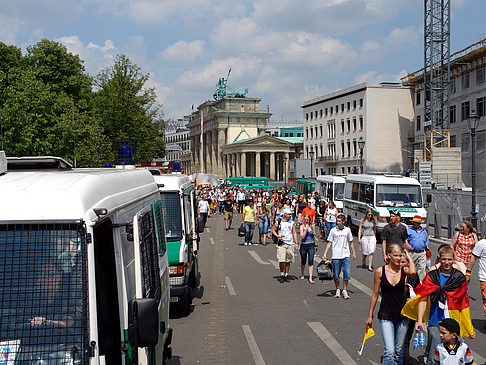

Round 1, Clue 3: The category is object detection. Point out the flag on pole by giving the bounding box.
[357,327,375,356]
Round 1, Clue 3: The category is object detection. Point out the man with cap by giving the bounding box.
[272,207,298,283]
[381,210,408,263]
[406,215,430,281]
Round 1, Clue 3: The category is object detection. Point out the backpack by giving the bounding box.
[316,259,333,280]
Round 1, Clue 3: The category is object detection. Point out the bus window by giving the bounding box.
[351,183,359,201]
[334,183,345,201]
[376,184,422,207]
[358,184,366,202]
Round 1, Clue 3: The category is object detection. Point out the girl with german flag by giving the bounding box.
[401,245,475,365]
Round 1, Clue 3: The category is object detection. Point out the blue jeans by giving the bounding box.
[200,212,208,227]
[300,244,316,266]
[245,221,255,243]
[332,257,350,281]
[326,221,336,239]
[379,318,409,365]
[258,220,269,235]
[425,325,440,365]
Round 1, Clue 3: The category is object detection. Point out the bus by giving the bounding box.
[224,176,268,187]
[295,178,316,196]
[315,175,345,212]
[343,174,426,233]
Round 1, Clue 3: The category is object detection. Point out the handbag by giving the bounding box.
[238,224,246,237]
[316,259,333,280]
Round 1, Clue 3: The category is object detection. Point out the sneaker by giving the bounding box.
[284,276,291,282]
[334,289,341,298]
[248,242,252,245]
[244,242,248,246]
[278,276,285,283]
[342,290,350,299]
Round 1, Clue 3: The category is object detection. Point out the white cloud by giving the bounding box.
[385,26,420,47]
[146,72,171,106]
[0,15,22,44]
[353,69,408,86]
[160,40,205,63]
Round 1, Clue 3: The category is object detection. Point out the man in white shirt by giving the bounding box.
[323,214,356,299]
[467,237,486,330]
[198,195,210,228]
[272,208,298,283]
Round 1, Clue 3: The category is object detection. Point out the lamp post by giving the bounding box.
[309,150,315,178]
[467,108,481,230]
[282,155,287,186]
[358,137,366,174]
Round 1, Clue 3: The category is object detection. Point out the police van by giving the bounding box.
[152,174,200,315]
[343,174,426,233]
[0,153,172,364]
[315,175,345,211]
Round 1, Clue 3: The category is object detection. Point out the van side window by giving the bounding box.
[154,201,167,256]
[351,183,360,201]
[139,210,162,302]
[358,184,367,202]
[183,193,193,235]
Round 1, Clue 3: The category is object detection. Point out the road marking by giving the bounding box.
[268,259,279,269]
[349,278,373,297]
[210,237,215,245]
[225,276,236,296]
[369,360,380,365]
[248,250,270,265]
[242,325,266,365]
[303,299,309,308]
[307,322,357,365]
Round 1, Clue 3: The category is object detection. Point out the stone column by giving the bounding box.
[232,153,236,177]
[241,152,247,177]
[255,152,261,177]
[205,132,211,173]
[217,129,226,177]
[270,152,276,180]
[284,152,290,183]
[211,129,218,175]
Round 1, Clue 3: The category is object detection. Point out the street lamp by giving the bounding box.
[467,108,481,230]
[309,150,315,178]
[282,155,287,185]
[358,137,366,174]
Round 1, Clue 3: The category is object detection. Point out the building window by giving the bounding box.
[315,111,318,119]
[347,141,351,157]
[353,117,357,131]
[461,101,470,121]
[306,129,308,139]
[461,74,470,89]
[341,142,345,157]
[341,120,345,133]
[335,105,339,114]
[359,116,364,130]
[347,119,351,132]
[320,109,323,117]
[320,125,323,138]
[353,140,357,156]
[450,79,456,94]
[284,133,289,137]
[310,128,313,139]
[416,92,421,105]
[359,98,363,107]
[325,108,328,116]
[347,102,350,111]
[315,126,318,138]
[310,112,313,120]
[477,97,486,117]
[341,167,345,174]
[305,113,309,121]
[341,104,344,112]
[450,105,456,124]
[320,144,323,157]
[476,67,485,85]
[330,106,333,115]
[416,115,421,131]
[353,100,357,109]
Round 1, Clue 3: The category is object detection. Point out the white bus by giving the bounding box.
[315,175,346,212]
[0,155,172,364]
[343,174,426,233]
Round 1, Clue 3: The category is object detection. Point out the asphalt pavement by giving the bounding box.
[167,212,486,365]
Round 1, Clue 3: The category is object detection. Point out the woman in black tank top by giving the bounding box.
[365,245,416,365]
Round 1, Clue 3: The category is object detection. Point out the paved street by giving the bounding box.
[167,212,486,365]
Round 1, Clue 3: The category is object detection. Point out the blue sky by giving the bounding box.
[1,0,484,123]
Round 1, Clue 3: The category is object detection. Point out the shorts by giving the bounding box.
[332,257,351,282]
[361,235,376,256]
[277,244,295,263]
[224,211,233,220]
[481,281,486,317]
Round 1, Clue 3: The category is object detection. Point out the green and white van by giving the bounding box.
[343,174,426,233]
[152,174,200,315]
[0,154,172,364]
[315,175,345,212]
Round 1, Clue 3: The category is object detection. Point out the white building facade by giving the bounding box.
[164,121,190,162]
[303,83,414,176]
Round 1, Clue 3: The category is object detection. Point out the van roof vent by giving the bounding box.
[6,156,73,170]
[0,151,6,175]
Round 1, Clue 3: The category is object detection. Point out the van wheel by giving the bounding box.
[179,291,192,315]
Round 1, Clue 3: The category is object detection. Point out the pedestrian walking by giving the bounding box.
[198,195,210,228]
[358,209,377,271]
[402,245,475,365]
[301,201,316,223]
[237,189,246,214]
[433,318,476,365]
[466,235,486,330]
[223,193,234,231]
[272,208,298,283]
[316,200,326,239]
[451,221,478,265]
[257,204,270,245]
[218,189,226,214]
[381,210,408,263]
[295,195,307,226]
[299,214,317,283]
[365,245,416,365]
[242,199,257,245]
[324,200,337,240]
[405,215,430,281]
[323,214,356,299]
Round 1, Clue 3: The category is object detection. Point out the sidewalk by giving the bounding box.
[429,236,451,245]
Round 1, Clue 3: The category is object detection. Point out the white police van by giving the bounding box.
[315,175,345,212]
[343,174,427,233]
[0,153,172,364]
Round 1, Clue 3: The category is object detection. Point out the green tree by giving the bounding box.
[93,54,165,162]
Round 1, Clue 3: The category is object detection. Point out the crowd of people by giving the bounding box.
[194,183,486,365]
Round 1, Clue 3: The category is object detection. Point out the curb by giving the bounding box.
[429,237,451,245]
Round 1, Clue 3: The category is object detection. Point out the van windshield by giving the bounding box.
[334,183,345,201]
[0,223,87,364]
[376,184,422,207]
[160,192,183,241]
